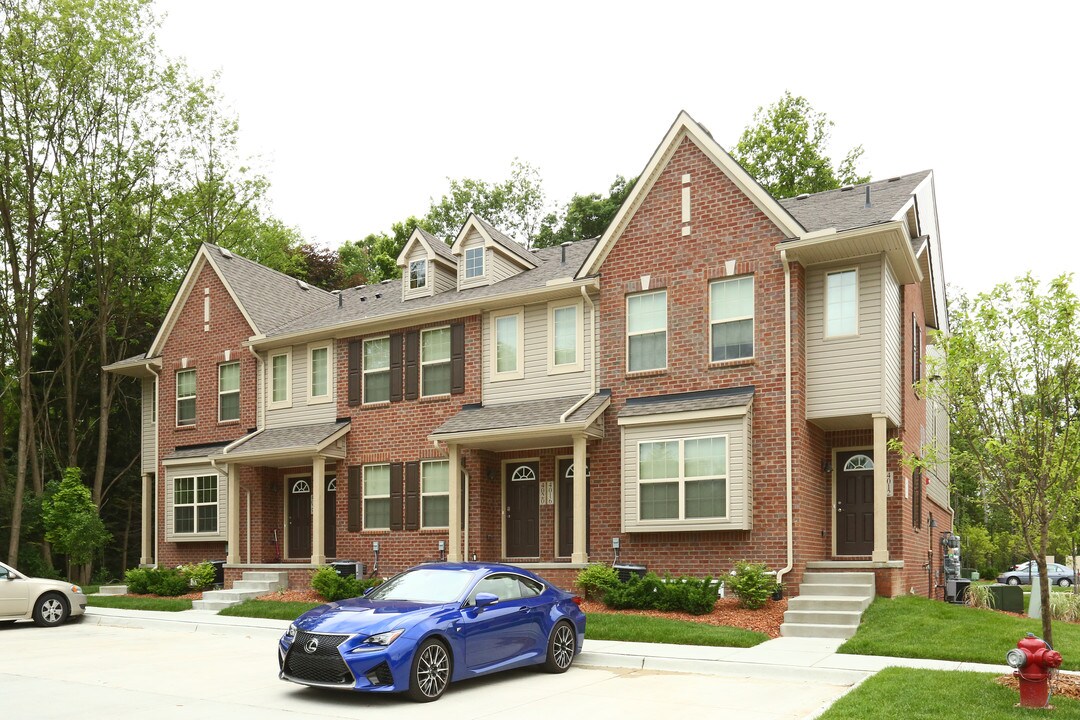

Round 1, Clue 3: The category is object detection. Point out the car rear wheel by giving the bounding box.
[543,621,576,673]
[1058,578,1072,587]
[33,593,69,627]
[1007,577,1021,586]
[408,639,451,702]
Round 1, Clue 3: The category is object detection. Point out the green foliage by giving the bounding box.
[956,523,995,578]
[585,612,767,648]
[123,568,151,594]
[727,562,777,610]
[1049,591,1080,622]
[147,568,190,597]
[88,596,193,612]
[575,563,620,601]
[424,159,546,244]
[601,571,719,615]
[604,571,665,610]
[218,599,322,619]
[732,90,869,198]
[310,566,383,602]
[534,175,637,248]
[964,583,995,610]
[179,561,217,591]
[41,468,111,565]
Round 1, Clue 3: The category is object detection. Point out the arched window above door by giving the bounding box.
[843,454,874,472]
[511,465,536,482]
[292,480,311,493]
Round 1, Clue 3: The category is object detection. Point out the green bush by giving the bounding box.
[147,568,190,597]
[310,566,383,602]
[602,571,719,615]
[180,561,218,590]
[605,571,665,610]
[576,564,620,601]
[727,561,777,610]
[124,567,151,594]
[964,583,995,610]
[1049,591,1080,622]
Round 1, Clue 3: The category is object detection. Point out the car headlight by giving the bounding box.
[285,623,297,638]
[71,585,82,595]
[363,629,404,646]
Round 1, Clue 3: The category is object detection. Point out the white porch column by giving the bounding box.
[872,414,889,562]
[447,444,462,562]
[572,434,588,564]
[140,473,153,565]
[227,464,240,564]
[311,456,326,565]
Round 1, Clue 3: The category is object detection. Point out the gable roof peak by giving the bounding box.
[451,214,537,267]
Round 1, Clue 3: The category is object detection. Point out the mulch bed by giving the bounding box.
[996,672,1080,702]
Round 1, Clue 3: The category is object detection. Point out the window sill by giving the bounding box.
[217,419,241,426]
[307,396,334,405]
[709,358,755,370]
[419,394,450,403]
[419,527,449,533]
[175,424,197,430]
[626,368,666,379]
[361,528,391,534]
[489,373,524,383]
[361,401,391,409]
[268,403,293,411]
[547,364,584,376]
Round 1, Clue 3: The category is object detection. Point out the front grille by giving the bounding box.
[283,631,354,686]
[366,661,394,686]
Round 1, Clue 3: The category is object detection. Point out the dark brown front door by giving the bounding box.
[557,459,590,558]
[506,461,539,557]
[836,451,874,556]
[288,477,312,558]
[324,476,336,558]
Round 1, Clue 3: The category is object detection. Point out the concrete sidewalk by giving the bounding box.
[82,606,1011,684]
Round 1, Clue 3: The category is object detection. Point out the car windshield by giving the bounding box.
[367,568,476,603]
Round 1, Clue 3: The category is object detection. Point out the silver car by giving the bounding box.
[0,560,87,626]
[997,562,1076,587]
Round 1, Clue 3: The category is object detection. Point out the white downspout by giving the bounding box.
[146,363,160,568]
[246,489,252,563]
[463,469,471,561]
[560,287,598,423]
[776,250,794,588]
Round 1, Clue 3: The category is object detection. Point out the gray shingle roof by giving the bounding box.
[164,442,231,461]
[779,171,931,234]
[102,352,152,371]
[475,217,537,267]
[267,238,598,339]
[218,421,349,457]
[431,391,610,436]
[416,228,457,265]
[206,243,338,334]
[619,386,755,418]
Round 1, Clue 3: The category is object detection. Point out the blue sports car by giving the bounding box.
[278,562,586,702]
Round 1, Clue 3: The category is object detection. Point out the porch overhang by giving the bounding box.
[212,421,350,467]
[102,353,161,379]
[429,391,610,452]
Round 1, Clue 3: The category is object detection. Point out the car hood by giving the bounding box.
[292,599,450,636]
[23,576,81,594]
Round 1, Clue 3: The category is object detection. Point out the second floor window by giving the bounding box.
[174,474,217,533]
[421,460,449,528]
[409,259,427,289]
[710,276,754,361]
[627,290,667,372]
[310,344,330,401]
[464,246,484,279]
[176,369,196,426]
[364,337,390,403]
[550,302,581,371]
[218,362,240,422]
[270,352,290,406]
[363,464,390,530]
[421,327,451,396]
[826,269,858,337]
[492,308,523,379]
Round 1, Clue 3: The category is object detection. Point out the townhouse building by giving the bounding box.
[105,112,950,597]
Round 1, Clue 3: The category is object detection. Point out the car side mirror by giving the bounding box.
[474,592,499,608]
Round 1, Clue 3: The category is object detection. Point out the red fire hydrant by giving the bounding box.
[1006,633,1063,708]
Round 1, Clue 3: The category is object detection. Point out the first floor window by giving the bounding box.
[218,362,240,421]
[826,269,858,337]
[710,276,754,361]
[627,290,667,372]
[409,259,427,289]
[639,436,727,520]
[364,464,391,529]
[421,327,451,396]
[176,369,196,426]
[174,475,218,533]
[421,460,449,528]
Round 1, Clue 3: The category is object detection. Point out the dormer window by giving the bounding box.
[409,259,427,290]
[464,246,484,279]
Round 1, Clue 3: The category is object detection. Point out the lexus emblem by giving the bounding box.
[304,637,319,654]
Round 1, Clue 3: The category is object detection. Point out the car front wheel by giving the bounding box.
[33,593,69,627]
[1059,578,1072,587]
[408,639,451,702]
[1007,577,1021,586]
[543,621,576,673]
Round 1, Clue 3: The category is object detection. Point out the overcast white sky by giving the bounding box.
[155,1,1078,297]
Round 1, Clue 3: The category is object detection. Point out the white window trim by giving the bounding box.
[420,459,450,529]
[176,369,196,427]
[363,463,391,530]
[636,434,729,523]
[308,342,332,404]
[824,267,860,339]
[709,276,755,363]
[409,258,428,290]
[490,307,525,381]
[464,245,485,280]
[547,299,584,374]
[218,361,241,423]
[420,326,452,397]
[173,474,219,535]
[626,290,667,373]
[268,351,292,409]
[362,335,391,405]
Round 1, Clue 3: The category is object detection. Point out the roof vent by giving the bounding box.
[840,185,854,192]
[795,193,810,200]
[359,296,367,302]
[297,280,310,291]
[353,285,366,290]
[887,176,902,182]
[864,185,872,209]
[380,279,392,285]
[560,240,573,263]
[374,293,382,299]
[219,247,233,259]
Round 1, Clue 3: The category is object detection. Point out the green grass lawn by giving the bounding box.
[87,595,193,611]
[217,599,321,620]
[819,667,1080,719]
[584,612,768,647]
[839,595,1080,670]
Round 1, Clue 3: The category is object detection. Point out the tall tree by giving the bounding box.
[930,274,1080,646]
[424,159,546,245]
[534,175,637,248]
[732,91,869,198]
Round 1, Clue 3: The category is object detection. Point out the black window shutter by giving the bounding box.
[405,461,420,530]
[347,466,362,532]
[389,463,404,531]
[450,322,465,395]
[389,333,403,402]
[404,330,419,400]
[348,340,361,406]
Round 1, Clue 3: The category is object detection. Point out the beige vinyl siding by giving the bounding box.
[402,245,432,301]
[621,413,751,533]
[141,378,156,474]
[482,299,593,405]
[881,260,902,424]
[806,257,887,422]
[490,251,524,283]
[457,231,490,290]
[926,395,950,510]
[164,463,227,542]
[264,344,336,429]
[432,262,456,295]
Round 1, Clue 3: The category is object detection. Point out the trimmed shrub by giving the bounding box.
[576,563,620,602]
[180,561,217,591]
[604,571,665,610]
[602,571,719,615]
[124,567,151,594]
[147,567,190,597]
[310,566,383,602]
[728,561,777,610]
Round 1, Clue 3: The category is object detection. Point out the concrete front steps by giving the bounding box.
[779,572,875,639]
[191,571,289,612]
[96,585,128,596]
